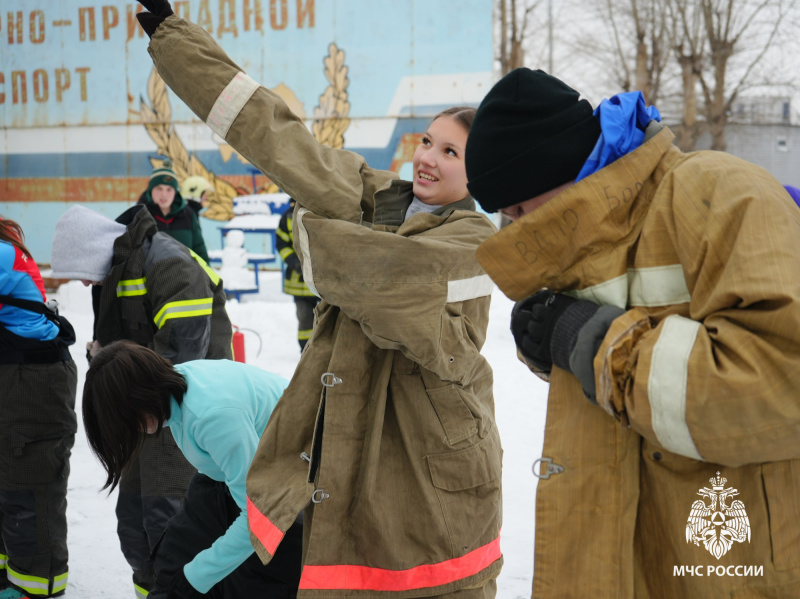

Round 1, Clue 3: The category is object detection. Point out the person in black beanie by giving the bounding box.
[465,68,601,217]
[465,67,800,598]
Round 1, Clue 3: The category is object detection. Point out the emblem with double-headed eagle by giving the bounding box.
[686,472,750,559]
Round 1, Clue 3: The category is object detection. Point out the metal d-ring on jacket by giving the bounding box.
[146,16,503,598]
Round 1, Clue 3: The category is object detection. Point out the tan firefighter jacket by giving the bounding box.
[147,17,503,597]
[477,123,800,598]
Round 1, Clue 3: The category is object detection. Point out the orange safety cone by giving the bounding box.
[232,325,246,363]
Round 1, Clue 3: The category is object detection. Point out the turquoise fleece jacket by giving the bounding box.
[167,360,289,593]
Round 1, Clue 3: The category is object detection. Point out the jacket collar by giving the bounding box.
[372,179,477,231]
[112,206,158,265]
[477,126,677,301]
[434,194,476,216]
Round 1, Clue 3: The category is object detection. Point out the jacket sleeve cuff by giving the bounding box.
[551,299,601,372]
[568,305,625,403]
[594,308,652,419]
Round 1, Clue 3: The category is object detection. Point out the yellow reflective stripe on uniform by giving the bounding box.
[298,327,313,340]
[117,277,147,297]
[648,314,703,460]
[283,281,314,297]
[7,564,54,595]
[279,247,295,260]
[0,551,7,567]
[276,227,291,243]
[52,572,69,594]
[153,298,213,329]
[134,582,150,598]
[189,249,221,286]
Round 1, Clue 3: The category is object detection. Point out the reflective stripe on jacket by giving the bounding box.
[277,207,316,297]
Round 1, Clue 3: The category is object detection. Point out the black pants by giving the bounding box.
[151,473,302,598]
[294,296,320,351]
[0,361,77,597]
[116,429,196,594]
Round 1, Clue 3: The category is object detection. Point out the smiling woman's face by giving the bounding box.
[412,115,469,207]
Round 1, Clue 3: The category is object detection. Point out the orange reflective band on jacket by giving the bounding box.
[246,496,285,555]
[299,535,502,592]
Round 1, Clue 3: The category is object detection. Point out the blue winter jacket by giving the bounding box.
[0,240,58,340]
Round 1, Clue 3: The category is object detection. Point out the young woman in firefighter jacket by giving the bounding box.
[50,204,233,598]
[82,342,301,598]
[276,198,320,351]
[135,3,503,597]
[0,218,78,599]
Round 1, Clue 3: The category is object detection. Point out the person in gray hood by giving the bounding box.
[50,204,232,598]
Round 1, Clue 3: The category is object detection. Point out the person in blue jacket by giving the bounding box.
[0,217,77,599]
[81,340,302,598]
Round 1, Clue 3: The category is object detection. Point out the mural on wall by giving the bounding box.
[135,42,351,221]
[0,0,494,261]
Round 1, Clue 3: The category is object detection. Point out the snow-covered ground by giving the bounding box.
[51,272,549,598]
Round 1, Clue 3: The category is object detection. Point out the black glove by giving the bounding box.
[513,290,627,405]
[165,569,201,599]
[284,253,302,276]
[511,290,580,373]
[136,0,173,38]
[138,0,172,13]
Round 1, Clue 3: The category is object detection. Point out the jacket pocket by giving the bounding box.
[732,580,800,598]
[426,384,478,445]
[426,426,502,556]
[121,297,153,345]
[762,460,800,571]
[0,430,74,486]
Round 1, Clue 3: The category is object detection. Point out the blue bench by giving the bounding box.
[207,251,276,301]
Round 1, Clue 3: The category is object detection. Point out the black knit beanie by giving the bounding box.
[465,68,601,213]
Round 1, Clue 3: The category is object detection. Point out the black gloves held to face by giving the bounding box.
[136,0,174,38]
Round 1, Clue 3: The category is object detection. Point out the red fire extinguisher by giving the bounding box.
[232,325,246,363]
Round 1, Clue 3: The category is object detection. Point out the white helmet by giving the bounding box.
[180,176,213,200]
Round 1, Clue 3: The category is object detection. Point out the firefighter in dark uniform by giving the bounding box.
[276,199,320,351]
[50,204,233,598]
[0,217,77,599]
